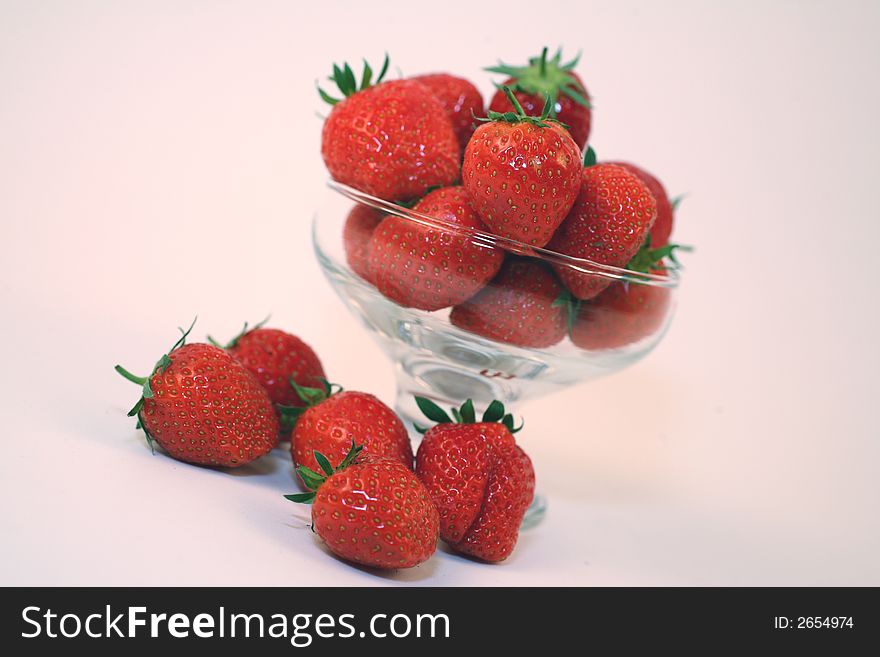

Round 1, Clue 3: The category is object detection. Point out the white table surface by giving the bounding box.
[2,0,878,586]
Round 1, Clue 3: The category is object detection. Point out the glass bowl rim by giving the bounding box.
[327,180,681,289]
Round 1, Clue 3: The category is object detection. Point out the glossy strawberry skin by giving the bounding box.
[606,161,673,248]
[312,455,439,569]
[227,328,325,408]
[368,186,503,311]
[462,120,581,247]
[415,422,535,562]
[139,343,279,467]
[450,258,567,348]
[414,73,484,151]
[321,79,460,202]
[549,164,657,300]
[571,275,672,350]
[343,204,383,284]
[489,72,591,149]
[291,391,413,474]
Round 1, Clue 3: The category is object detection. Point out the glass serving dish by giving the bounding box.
[313,181,680,525]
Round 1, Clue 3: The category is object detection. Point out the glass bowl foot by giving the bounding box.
[520,492,547,530]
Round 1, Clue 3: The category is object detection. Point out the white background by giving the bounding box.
[2,0,878,586]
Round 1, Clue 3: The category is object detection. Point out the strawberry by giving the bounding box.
[606,161,675,248]
[569,241,681,349]
[413,398,534,563]
[115,321,279,467]
[368,186,503,311]
[462,87,581,247]
[286,443,439,569]
[319,56,460,202]
[570,275,672,350]
[285,383,413,474]
[209,322,325,411]
[343,204,383,284]
[413,73,484,151]
[548,160,657,300]
[450,258,567,348]
[487,47,592,149]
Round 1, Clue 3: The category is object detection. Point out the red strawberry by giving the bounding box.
[286,444,439,569]
[548,162,657,300]
[368,186,503,311]
[450,258,567,348]
[462,87,581,247]
[115,321,279,467]
[343,204,383,284]
[320,56,460,202]
[210,322,325,410]
[570,275,672,350]
[413,398,535,563]
[413,73,484,151]
[569,240,682,349]
[287,384,412,474]
[606,161,674,248]
[487,47,592,149]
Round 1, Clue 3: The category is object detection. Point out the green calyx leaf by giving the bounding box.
[485,46,591,112]
[284,492,315,504]
[583,145,597,167]
[670,194,686,212]
[277,404,306,431]
[478,85,562,129]
[627,238,694,274]
[278,377,343,431]
[414,396,523,434]
[286,441,364,504]
[290,376,342,407]
[552,288,581,336]
[501,413,524,434]
[115,317,197,450]
[317,54,390,105]
[207,315,270,350]
[415,396,453,423]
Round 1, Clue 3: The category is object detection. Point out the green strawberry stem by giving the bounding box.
[284,441,364,505]
[114,317,198,451]
[413,396,523,434]
[318,54,390,106]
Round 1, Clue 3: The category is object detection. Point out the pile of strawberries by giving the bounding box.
[323,49,684,350]
[116,321,534,568]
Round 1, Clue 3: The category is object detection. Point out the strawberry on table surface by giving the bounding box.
[320,56,460,202]
[343,204,383,284]
[487,47,592,149]
[115,321,279,467]
[210,322,325,410]
[414,398,535,563]
[286,444,439,569]
[450,257,568,349]
[413,73,484,151]
[462,87,581,247]
[549,161,657,300]
[285,383,413,473]
[368,186,503,311]
[606,161,675,248]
